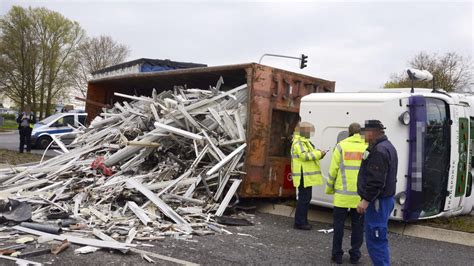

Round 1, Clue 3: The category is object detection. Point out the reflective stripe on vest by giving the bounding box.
[298,141,304,153]
[336,144,362,194]
[292,171,321,176]
[328,173,336,182]
[295,141,316,161]
[327,180,334,189]
[335,189,359,196]
[291,146,298,158]
[293,141,317,161]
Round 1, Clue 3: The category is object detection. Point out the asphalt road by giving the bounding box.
[0,131,57,157]
[1,213,472,265]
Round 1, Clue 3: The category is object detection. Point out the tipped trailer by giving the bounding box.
[86,63,335,198]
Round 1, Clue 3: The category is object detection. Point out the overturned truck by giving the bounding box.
[86,63,335,198]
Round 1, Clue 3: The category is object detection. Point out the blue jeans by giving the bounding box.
[365,197,394,266]
[332,207,364,260]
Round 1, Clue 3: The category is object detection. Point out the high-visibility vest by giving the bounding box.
[19,112,35,129]
[291,134,323,188]
[325,134,367,208]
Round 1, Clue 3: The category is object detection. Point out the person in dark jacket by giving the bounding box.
[357,120,398,266]
[16,106,36,153]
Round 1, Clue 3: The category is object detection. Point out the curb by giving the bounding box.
[0,130,15,135]
[257,203,473,247]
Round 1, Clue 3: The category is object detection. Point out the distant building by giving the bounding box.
[91,58,207,80]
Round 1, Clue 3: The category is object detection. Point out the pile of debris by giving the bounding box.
[0,79,252,263]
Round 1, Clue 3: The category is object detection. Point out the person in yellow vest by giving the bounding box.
[16,105,36,153]
[326,123,367,264]
[291,121,327,230]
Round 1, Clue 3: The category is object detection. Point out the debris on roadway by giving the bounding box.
[0,79,253,264]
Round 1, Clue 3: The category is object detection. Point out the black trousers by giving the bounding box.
[332,207,364,260]
[294,176,312,226]
[19,127,32,153]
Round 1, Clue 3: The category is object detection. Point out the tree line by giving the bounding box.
[384,52,472,92]
[1,6,471,121]
[0,6,129,119]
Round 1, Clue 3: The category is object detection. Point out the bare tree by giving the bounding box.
[384,52,472,92]
[71,35,130,97]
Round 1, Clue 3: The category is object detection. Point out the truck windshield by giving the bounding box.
[421,98,450,217]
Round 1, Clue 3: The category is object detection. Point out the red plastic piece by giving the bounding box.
[91,156,114,176]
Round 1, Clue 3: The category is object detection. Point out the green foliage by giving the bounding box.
[0,118,17,129]
[0,113,16,120]
[0,6,130,117]
[384,52,472,92]
[0,6,85,119]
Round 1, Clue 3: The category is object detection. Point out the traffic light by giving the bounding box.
[300,54,308,69]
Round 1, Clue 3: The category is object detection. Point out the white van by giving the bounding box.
[31,112,87,149]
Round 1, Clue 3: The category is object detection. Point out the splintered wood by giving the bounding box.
[0,80,249,254]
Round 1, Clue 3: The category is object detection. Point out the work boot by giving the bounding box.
[294,224,312,230]
[350,258,360,265]
[331,256,342,264]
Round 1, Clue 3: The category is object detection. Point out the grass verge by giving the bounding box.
[419,215,474,233]
[0,119,17,130]
[0,148,49,165]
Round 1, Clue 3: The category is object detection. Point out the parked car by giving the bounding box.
[32,112,87,149]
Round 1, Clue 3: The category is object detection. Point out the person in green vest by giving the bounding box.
[326,123,368,264]
[291,121,326,230]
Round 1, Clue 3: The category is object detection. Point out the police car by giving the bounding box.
[32,112,87,149]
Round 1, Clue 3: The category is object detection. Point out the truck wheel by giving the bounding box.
[37,136,52,149]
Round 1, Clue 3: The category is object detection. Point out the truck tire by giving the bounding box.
[37,136,52,149]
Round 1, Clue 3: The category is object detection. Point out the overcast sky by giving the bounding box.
[1,0,472,91]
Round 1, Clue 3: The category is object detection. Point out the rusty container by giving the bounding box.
[86,63,335,198]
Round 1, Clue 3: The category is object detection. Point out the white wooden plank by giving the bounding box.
[206,143,246,176]
[127,201,153,226]
[13,226,135,250]
[50,134,69,153]
[215,179,242,216]
[126,179,192,233]
[114,92,154,103]
[153,122,203,140]
[0,254,42,266]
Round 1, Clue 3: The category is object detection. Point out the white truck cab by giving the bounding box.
[300,89,474,221]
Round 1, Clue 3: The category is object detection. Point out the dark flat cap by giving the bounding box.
[362,120,386,130]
